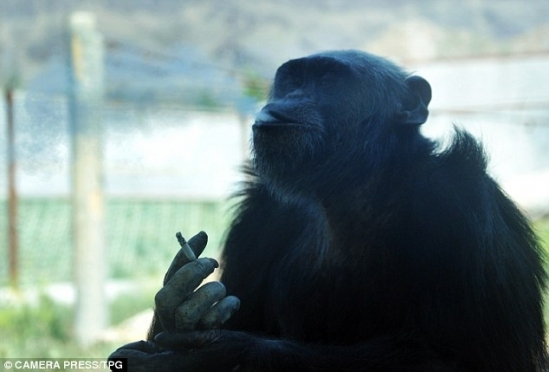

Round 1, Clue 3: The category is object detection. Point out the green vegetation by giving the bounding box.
[0,290,156,358]
[0,296,74,358]
[536,218,549,246]
[0,198,233,285]
[0,197,233,357]
[0,199,548,358]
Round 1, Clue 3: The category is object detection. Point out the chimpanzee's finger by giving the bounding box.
[187,231,209,257]
[108,340,184,372]
[155,257,218,330]
[199,295,241,329]
[109,340,163,355]
[163,231,209,285]
[175,281,227,331]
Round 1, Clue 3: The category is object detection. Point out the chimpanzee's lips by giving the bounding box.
[253,110,300,127]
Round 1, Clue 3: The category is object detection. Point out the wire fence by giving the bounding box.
[1,21,549,288]
[0,198,234,286]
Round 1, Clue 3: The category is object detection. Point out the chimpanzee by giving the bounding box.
[109,50,547,371]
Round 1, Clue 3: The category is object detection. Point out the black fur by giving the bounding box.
[113,50,547,371]
[218,51,547,371]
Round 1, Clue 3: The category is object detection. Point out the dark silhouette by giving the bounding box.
[110,50,547,372]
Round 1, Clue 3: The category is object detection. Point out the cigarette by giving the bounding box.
[176,232,197,261]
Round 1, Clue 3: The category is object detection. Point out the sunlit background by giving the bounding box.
[1,0,548,359]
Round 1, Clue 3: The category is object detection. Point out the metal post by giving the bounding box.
[6,88,18,289]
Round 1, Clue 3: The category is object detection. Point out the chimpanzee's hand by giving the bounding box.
[149,231,240,337]
[109,330,257,372]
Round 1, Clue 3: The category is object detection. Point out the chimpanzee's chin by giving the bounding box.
[252,148,299,181]
[253,128,320,180]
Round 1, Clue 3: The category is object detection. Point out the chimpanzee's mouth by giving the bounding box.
[253,109,300,127]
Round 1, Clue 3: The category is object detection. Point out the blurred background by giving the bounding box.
[1,0,548,360]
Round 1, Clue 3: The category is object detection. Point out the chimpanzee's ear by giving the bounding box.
[398,75,432,126]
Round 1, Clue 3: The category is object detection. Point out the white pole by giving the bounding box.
[68,11,108,347]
